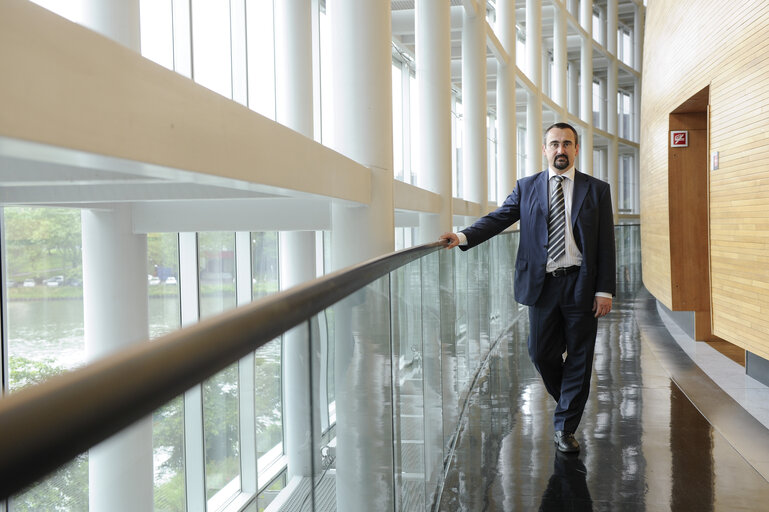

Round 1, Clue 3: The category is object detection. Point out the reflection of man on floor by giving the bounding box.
[441,122,616,453]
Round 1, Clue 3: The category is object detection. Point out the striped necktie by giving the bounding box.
[548,175,567,262]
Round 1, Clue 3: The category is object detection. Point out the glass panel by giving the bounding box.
[246,0,276,119]
[147,233,185,512]
[191,0,233,98]
[4,206,87,511]
[198,233,240,501]
[140,0,174,69]
[251,232,279,300]
[409,72,419,185]
[392,62,404,182]
[255,338,282,464]
[198,233,236,319]
[391,259,425,510]
[318,276,394,510]
[257,473,287,511]
[203,363,241,501]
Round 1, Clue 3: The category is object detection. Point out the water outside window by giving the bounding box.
[4,206,88,511]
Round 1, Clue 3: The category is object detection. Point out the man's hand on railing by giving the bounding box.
[440,232,460,249]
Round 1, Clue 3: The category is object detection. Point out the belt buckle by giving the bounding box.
[552,268,562,277]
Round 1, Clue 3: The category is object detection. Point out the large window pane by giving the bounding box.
[198,233,240,501]
[191,0,233,97]
[4,206,87,511]
[251,232,283,468]
[148,233,185,512]
[140,0,174,70]
[246,0,276,118]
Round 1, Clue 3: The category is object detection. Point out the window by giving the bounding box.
[392,62,404,181]
[3,207,87,511]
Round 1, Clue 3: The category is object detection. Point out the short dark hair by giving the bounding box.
[544,122,579,146]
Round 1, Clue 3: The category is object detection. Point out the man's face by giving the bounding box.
[543,127,579,174]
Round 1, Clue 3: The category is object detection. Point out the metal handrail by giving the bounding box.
[0,240,449,499]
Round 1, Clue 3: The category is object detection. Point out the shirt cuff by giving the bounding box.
[595,292,613,299]
[457,232,468,246]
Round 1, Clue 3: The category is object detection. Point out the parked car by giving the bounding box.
[164,276,178,285]
[44,275,64,287]
[148,276,161,285]
[23,278,36,287]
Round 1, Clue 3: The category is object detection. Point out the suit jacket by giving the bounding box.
[460,169,616,308]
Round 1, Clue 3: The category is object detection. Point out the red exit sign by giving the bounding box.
[670,130,688,147]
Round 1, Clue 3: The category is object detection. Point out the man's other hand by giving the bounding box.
[593,296,612,318]
[440,232,460,249]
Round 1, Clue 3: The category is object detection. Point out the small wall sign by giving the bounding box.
[670,130,689,147]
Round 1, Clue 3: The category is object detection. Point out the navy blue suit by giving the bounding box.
[460,169,616,432]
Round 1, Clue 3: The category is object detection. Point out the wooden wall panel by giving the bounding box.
[642,0,769,359]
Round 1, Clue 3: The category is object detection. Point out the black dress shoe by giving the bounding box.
[553,431,580,453]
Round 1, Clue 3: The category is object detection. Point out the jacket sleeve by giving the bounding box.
[459,182,522,251]
[595,181,616,296]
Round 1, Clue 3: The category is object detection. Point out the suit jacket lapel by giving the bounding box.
[571,170,588,226]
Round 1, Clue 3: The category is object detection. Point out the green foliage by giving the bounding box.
[4,207,82,282]
[9,355,65,392]
[11,456,88,512]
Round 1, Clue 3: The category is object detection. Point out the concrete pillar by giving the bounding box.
[580,0,593,32]
[328,0,394,269]
[77,3,150,511]
[580,36,593,124]
[497,0,517,200]
[607,0,618,56]
[327,1,395,510]
[80,0,140,51]
[634,4,644,71]
[82,205,152,512]
[609,140,619,222]
[274,0,320,482]
[280,232,319,479]
[526,91,543,176]
[416,0,453,242]
[462,3,487,209]
[526,0,542,88]
[580,127,594,176]
[553,6,568,110]
[568,61,579,116]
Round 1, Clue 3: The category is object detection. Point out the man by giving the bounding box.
[441,122,616,453]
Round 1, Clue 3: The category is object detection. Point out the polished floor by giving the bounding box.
[438,270,769,510]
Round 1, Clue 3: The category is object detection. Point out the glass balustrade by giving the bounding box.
[4,227,641,511]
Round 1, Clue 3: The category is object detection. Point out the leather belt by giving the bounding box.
[546,266,580,278]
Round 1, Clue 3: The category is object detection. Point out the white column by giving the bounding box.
[568,61,579,116]
[77,4,150,511]
[329,0,394,269]
[280,232,319,479]
[634,4,644,72]
[462,3,487,209]
[275,0,320,482]
[553,6,568,110]
[580,37,593,124]
[526,0,542,88]
[607,0,618,56]
[497,0,517,200]
[609,140,619,222]
[580,127,594,175]
[526,91,543,176]
[416,0,453,242]
[80,0,140,51]
[327,2,395,510]
[580,0,593,32]
[82,205,152,512]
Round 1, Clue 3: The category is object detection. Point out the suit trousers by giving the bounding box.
[527,271,598,433]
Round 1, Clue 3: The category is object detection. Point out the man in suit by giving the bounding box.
[441,122,616,453]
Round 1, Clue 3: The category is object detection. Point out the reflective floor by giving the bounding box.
[438,267,769,510]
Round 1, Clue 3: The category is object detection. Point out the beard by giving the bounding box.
[554,154,570,170]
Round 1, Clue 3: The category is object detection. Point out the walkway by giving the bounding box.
[438,258,769,510]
